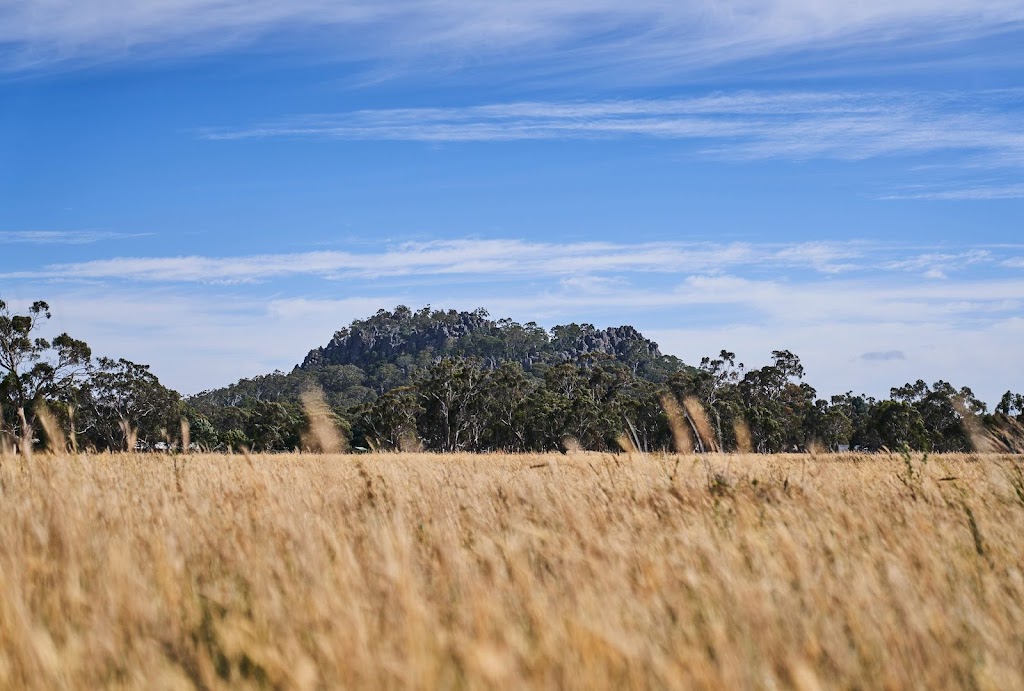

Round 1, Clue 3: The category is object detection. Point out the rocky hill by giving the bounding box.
[190,306,682,410]
[300,306,664,372]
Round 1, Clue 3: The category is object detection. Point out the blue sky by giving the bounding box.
[1,1,1023,404]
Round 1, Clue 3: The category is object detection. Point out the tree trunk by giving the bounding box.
[17,406,32,460]
[684,411,705,454]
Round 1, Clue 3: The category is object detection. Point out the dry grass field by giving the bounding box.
[1,450,1023,690]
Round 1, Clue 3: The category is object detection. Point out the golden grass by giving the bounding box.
[1,450,1023,690]
[299,388,346,454]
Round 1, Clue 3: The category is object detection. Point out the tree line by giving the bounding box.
[345,350,1023,454]
[3,300,1023,454]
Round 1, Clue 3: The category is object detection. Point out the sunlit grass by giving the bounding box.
[1,451,1022,689]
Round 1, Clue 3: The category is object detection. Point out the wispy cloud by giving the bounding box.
[883,183,1024,200]
[481,273,1024,325]
[0,230,147,244]
[860,350,907,362]
[2,1,1023,75]
[3,238,1015,285]
[883,249,993,280]
[203,91,1024,167]
[0,238,923,284]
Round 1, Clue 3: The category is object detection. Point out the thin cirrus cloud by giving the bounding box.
[882,183,1024,201]
[883,249,994,280]
[516,274,1024,324]
[203,91,1024,169]
[1,1,1023,74]
[0,230,147,244]
[1,238,1019,285]
[861,350,907,362]
[0,238,906,284]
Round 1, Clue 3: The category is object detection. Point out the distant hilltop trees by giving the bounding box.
[300,306,671,377]
[185,306,1024,455]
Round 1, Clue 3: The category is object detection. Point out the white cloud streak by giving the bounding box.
[860,350,907,361]
[469,274,1024,327]
[883,249,993,280]
[203,91,1024,166]
[0,230,147,244]
[0,238,963,283]
[3,238,1018,286]
[883,183,1024,200]
[2,1,1023,74]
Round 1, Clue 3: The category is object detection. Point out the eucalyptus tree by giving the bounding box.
[479,362,536,451]
[78,357,181,451]
[891,379,986,451]
[0,300,91,449]
[417,358,488,451]
[355,386,423,451]
[667,350,744,450]
[740,350,816,452]
[996,391,1024,418]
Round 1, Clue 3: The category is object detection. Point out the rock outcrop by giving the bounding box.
[299,307,662,372]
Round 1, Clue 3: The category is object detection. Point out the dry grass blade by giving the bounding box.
[118,420,138,452]
[180,418,190,453]
[733,418,753,453]
[67,405,78,454]
[300,386,346,454]
[34,404,66,455]
[953,398,999,453]
[1,403,16,458]
[398,431,424,453]
[615,432,638,455]
[660,394,694,453]
[16,407,32,461]
[683,396,719,452]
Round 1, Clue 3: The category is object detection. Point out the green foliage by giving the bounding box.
[738,350,817,453]
[353,386,423,451]
[870,400,927,450]
[79,357,179,450]
[996,391,1024,418]
[418,358,500,451]
[890,380,984,451]
[0,299,92,447]
[243,400,304,452]
[190,309,1015,454]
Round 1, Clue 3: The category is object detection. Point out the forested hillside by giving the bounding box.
[3,301,1024,454]
[191,306,679,407]
[180,307,1024,454]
